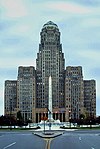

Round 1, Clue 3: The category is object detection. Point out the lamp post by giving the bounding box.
[90,99,93,129]
[69,111,71,128]
[41,116,48,134]
[28,118,31,128]
[47,107,52,131]
[9,98,12,130]
[48,111,52,131]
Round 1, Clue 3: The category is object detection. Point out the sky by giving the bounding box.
[0,0,100,116]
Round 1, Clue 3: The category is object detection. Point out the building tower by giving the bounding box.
[36,21,65,122]
[65,66,84,121]
[4,21,96,123]
[4,80,17,116]
[17,66,36,122]
[84,80,96,118]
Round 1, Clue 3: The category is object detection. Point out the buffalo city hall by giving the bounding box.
[4,21,96,123]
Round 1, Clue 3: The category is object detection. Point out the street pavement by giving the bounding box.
[50,130,100,149]
[0,131,45,149]
[0,129,100,149]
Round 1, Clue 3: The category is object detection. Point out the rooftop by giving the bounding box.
[43,21,58,29]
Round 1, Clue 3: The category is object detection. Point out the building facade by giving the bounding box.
[17,66,36,122]
[4,21,96,122]
[4,80,17,116]
[65,66,84,121]
[84,80,96,118]
[36,21,65,122]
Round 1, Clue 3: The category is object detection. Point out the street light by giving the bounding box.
[41,116,48,134]
[90,99,93,129]
[47,107,52,131]
[69,111,71,128]
[9,98,12,130]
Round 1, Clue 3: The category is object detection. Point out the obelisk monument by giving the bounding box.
[48,76,53,121]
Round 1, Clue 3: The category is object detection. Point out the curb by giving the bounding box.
[33,131,64,138]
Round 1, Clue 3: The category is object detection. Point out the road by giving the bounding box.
[50,130,100,149]
[0,131,45,149]
[0,130,100,149]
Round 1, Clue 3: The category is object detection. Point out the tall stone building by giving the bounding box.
[4,21,96,123]
[17,66,36,122]
[65,66,84,121]
[84,80,96,117]
[35,21,65,122]
[4,80,17,116]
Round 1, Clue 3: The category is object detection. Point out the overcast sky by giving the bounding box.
[0,0,100,116]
